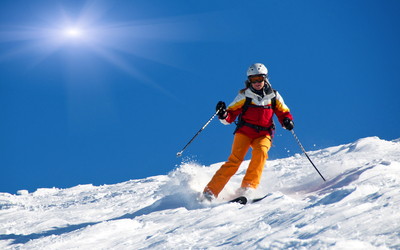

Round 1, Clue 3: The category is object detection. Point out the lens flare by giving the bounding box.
[0,1,201,99]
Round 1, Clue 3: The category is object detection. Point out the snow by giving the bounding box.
[1,136,400,249]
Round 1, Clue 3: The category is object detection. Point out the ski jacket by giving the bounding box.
[220,87,293,139]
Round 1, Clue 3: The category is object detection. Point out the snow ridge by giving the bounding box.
[1,136,400,249]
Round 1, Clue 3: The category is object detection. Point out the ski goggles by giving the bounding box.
[248,75,265,83]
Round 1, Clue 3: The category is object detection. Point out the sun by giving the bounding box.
[64,28,82,38]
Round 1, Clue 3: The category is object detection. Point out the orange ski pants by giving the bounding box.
[204,133,271,198]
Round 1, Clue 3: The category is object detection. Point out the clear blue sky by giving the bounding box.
[1,0,399,194]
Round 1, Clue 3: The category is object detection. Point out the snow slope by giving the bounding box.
[1,136,400,249]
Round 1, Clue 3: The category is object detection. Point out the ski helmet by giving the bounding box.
[247,63,268,77]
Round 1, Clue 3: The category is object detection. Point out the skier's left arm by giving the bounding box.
[274,91,294,130]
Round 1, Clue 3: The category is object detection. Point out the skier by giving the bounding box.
[203,63,294,201]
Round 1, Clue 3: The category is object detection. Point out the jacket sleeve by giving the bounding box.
[274,91,293,126]
[219,93,246,125]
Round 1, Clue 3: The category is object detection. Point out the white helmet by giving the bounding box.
[247,63,268,77]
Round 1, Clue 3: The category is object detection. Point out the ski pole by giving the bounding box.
[177,108,222,157]
[291,130,326,182]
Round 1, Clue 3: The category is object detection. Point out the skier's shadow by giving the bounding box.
[0,193,201,245]
[0,222,98,245]
[113,193,203,220]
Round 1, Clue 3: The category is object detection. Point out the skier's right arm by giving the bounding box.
[217,93,246,125]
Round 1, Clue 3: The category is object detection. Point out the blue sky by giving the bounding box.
[1,0,399,194]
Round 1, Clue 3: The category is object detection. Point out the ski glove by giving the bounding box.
[283,117,294,130]
[216,101,227,119]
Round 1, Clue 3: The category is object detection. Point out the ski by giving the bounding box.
[252,193,271,203]
[229,193,271,205]
[229,196,248,204]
